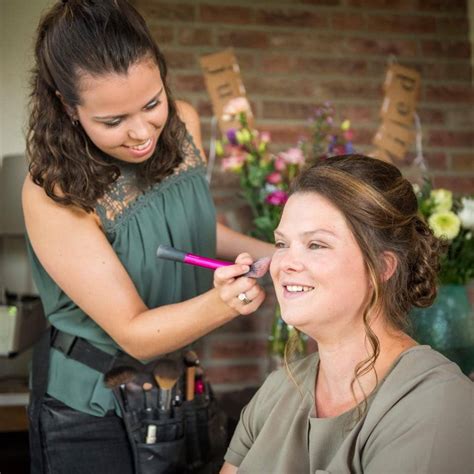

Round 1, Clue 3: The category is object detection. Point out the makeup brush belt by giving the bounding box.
[50,329,144,373]
[51,329,228,474]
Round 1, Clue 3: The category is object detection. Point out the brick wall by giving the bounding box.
[131,0,474,392]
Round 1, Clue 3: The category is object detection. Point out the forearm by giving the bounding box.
[122,288,238,360]
[216,222,274,261]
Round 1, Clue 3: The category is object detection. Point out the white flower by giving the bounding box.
[428,211,461,240]
[430,189,452,212]
[457,197,474,230]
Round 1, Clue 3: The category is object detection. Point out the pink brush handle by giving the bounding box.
[183,254,233,270]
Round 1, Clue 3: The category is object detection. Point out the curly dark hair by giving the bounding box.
[27,0,186,212]
[286,154,447,416]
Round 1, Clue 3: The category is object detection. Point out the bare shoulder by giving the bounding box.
[176,100,200,130]
[175,100,205,159]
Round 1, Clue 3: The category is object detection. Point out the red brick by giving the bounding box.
[331,12,366,30]
[436,17,469,36]
[424,85,473,104]
[451,154,474,173]
[417,107,445,126]
[342,105,378,123]
[416,62,472,82]
[169,73,206,93]
[148,25,174,45]
[133,1,195,21]
[205,364,261,385]
[210,339,268,359]
[421,40,471,59]
[262,101,315,120]
[199,4,253,24]
[444,108,474,129]
[369,14,436,35]
[294,57,369,76]
[163,49,195,69]
[257,124,309,145]
[196,99,214,117]
[424,152,448,171]
[177,27,213,46]
[318,80,380,101]
[261,54,296,74]
[255,7,328,28]
[217,30,270,49]
[268,33,346,53]
[428,130,474,148]
[345,37,418,57]
[432,176,474,194]
[418,0,466,12]
[346,0,417,9]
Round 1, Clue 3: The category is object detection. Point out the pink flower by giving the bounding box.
[221,153,246,172]
[274,156,286,171]
[343,130,354,141]
[222,97,252,120]
[260,131,271,143]
[266,190,288,206]
[266,172,283,184]
[279,147,305,165]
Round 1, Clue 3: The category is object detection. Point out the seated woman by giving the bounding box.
[216,155,473,473]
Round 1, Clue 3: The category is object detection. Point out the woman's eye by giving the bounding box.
[145,100,160,110]
[274,241,286,249]
[104,119,121,128]
[309,242,324,250]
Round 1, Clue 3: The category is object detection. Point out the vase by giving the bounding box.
[410,284,474,377]
[267,305,306,372]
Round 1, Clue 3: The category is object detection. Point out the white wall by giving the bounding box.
[0,0,53,297]
[0,0,54,162]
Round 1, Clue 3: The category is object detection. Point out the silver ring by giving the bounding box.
[238,292,252,305]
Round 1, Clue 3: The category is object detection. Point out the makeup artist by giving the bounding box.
[23,1,273,472]
[220,155,474,474]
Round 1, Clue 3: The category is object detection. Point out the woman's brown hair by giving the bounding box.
[286,155,446,413]
[27,0,186,212]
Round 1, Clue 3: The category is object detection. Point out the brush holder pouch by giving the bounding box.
[111,379,228,473]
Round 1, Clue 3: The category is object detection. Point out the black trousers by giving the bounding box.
[30,394,134,474]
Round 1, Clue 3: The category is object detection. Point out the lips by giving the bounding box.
[124,137,155,158]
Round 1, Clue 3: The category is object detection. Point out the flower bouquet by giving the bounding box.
[412,181,474,376]
[217,98,306,243]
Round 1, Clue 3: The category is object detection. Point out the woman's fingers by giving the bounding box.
[214,263,250,286]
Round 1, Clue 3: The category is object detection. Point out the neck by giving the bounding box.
[313,315,416,416]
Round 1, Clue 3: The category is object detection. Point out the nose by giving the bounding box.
[278,246,305,274]
[127,115,150,141]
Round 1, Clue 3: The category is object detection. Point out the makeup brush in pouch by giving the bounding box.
[104,365,139,412]
[153,359,181,413]
[157,245,271,278]
[184,350,200,402]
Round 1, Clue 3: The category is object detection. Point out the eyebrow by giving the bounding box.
[274,229,337,238]
[93,87,164,121]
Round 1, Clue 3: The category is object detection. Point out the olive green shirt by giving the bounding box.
[27,135,216,416]
[226,346,474,473]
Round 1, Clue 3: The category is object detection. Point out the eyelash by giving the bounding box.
[103,100,161,128]
[274,241,326,250]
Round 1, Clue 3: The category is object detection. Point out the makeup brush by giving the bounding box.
[104,366,138,411]
[152,359,181,411]
[156,244,271,279]
[183,350,200,401]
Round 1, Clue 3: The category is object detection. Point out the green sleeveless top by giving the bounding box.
[27,135,216,416]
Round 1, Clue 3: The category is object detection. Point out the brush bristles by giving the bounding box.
[246,256,271,278]
[104,366,138,388]
[153,359,181,390]
[184,350,200,367]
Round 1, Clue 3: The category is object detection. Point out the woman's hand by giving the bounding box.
[214,253,266,316]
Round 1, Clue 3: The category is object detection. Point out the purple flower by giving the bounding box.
[266,190,289,206]
[226,128,238,146]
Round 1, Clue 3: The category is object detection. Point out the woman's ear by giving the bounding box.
[381,251,398,282]
[55,91,78,122]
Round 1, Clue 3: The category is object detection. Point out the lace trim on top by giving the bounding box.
[95,133,205,235]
